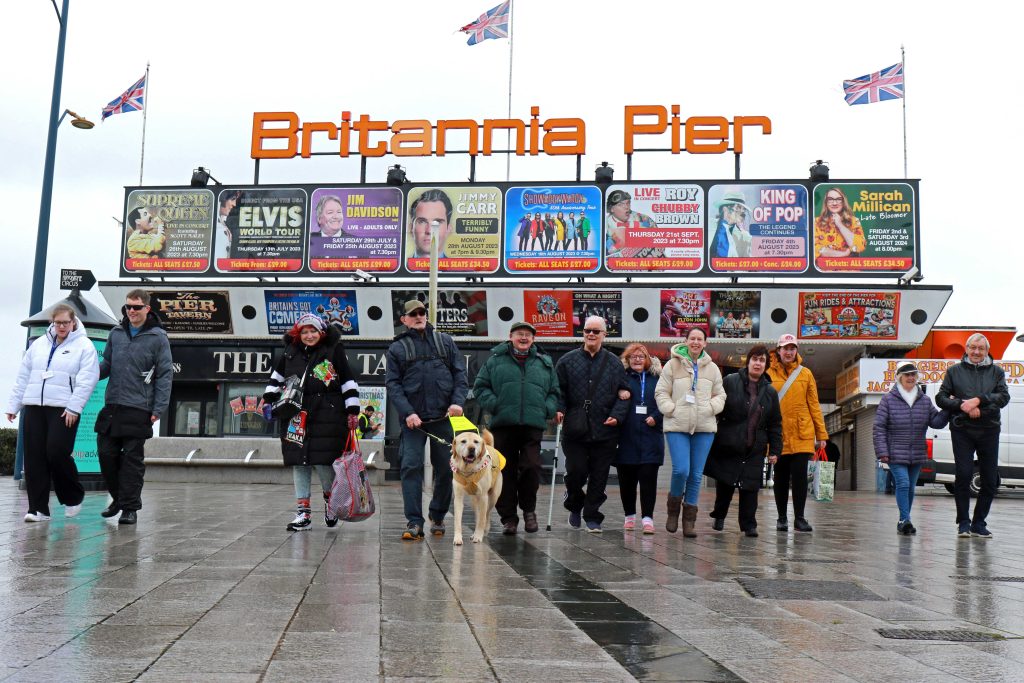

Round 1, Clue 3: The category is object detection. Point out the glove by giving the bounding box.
[348,414,360,432]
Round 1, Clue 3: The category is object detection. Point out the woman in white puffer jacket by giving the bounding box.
[6,304,99,522]
[655,327,725,537]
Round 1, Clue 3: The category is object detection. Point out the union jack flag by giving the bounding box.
[842,63,904,106]
[102,74,146,120]
[459,1,509,46]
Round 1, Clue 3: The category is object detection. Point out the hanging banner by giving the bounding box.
[215,188,306,273]
[263,289,359,335]
[659,290,711,338]
[604,184,704,273]
[798,291,900,340]
[573,291,623,337]
[710,291,761,338]
[812,183,916,272]
[523,290,574,337]
[390,289,488,336]
[504,185,602,273]
[148,291,233,334]
[307,187,403,273]
[123,189,214,272]
[405,187,501,273]
[708,184,808,273]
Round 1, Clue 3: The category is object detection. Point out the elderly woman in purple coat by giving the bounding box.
[873,362,950,535]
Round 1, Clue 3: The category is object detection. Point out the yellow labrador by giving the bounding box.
[450,429,503,546]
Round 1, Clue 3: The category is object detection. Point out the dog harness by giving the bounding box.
[450,447,506,496]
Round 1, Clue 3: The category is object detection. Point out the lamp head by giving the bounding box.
[595,161,614,184]
[190,167,211,187]
[386,164,407,186]
[809,159,830,182]
[65,110,94,129]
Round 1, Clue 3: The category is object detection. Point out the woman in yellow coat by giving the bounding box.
[766,334,828,533]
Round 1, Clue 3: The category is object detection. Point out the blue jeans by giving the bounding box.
[293,465,334,501]
[888,463,922,522]
[399,421,454,527]
[665,432,715,504]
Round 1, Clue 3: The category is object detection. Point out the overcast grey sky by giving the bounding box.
[2,0,1021,395]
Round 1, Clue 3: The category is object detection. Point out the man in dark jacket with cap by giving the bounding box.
[385,299,468,540]
[474,321,560,534]
[936,333,1011,538]
[556,315,630,532]
[94,290,173,525]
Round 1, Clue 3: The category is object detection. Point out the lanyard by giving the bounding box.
[691,357,699,392]
[638,372,646,406]
[46,339,59,371]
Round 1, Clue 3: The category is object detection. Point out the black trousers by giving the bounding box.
[97,433,148,511]
[22,405,84,516]
[562,438,616,525]
[615,463,660,518]
[773,452,810,519]
[951,428,1000,525]
[492,426,543,524]
[712,480,758,530]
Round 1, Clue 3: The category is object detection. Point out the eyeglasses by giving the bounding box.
[406,310,426,318]
[629,354,647,360]
[125,304,147,311]
[52,320,73,327]
[583,329,604,335]
[826,196,843,203]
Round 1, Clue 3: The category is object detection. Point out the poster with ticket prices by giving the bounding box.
[405,187,501,273]
[604,184,704,273]
[123,189,214,272]
[215,188,306,273]
[659,290,711,338]
[504,185,602,273]
[708,184,808,273]
[812,183,916,273]
[308,187,402,273]
[798,291,900,340]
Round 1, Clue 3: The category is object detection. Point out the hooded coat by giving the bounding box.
[655,344,725,434]
[766,349,828,456]
[613,356,665,466]
[873,383,949,466]
[265,325,360,467]
[7,322,99,416]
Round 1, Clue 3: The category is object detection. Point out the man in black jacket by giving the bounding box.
[385,300,468,541]
[555,316,630,532]
[936,333,1011,539]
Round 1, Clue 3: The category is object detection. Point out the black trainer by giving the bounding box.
[324,501,338,528]
[776,517,789,531]
[101,502,121,518]
[118,510,137,525]
[712,517,725,531]
[287,512,312,532]
[794,518,813,532]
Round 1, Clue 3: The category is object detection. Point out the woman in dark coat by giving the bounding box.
[264,314,360,531]
[705,345,782,537]
[873,362,949,535]
[613,344,664,534]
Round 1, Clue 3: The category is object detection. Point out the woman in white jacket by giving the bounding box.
[6,305,99,522]
[655,327,725,537]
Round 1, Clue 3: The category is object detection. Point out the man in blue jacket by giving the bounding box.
[95,290,173,525]
[385,299,468,540]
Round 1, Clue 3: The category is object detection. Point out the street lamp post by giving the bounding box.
[428,219,440,327]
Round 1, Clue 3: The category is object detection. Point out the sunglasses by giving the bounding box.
[124,304,147,311]
[583,329,604,335]
[406,310,426,318]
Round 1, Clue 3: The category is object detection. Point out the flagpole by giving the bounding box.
[139,62,149,185]
[901,45,907,179]
[505,0,514,181]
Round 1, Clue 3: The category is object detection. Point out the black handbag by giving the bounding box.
[272,372,306,422]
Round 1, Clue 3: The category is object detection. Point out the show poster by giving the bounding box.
[573,291,622,337]
[710,291,761,338]
[308,187,402,273]
[708,184,808,273]
[263,290,358,335]
[523,290,573,337]
[71,339,107,474]
[659,290,711,338]
[405,187,501,273]
[390,290,488,336]
[123,189,214,272]
[798,291,900,340]
[215,188,306,273]
[357,386,386,441]
[149,291,232,334]
[604,184,704,273]
[504,185,602,273]
[811,183,915,272]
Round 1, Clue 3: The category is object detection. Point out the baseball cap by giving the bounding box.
[510,321,536,335]
[403,300,427,315]
[895,362,918,376]
[777,333,799,348]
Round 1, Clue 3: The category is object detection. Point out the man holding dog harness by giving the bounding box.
[386,299,468,541]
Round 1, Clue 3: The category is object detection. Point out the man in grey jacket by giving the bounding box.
[385,299,468,541]
[95,290,173,525]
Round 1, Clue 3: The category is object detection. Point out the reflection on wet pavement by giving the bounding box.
[3,479,1024,681]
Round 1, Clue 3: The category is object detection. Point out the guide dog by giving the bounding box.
[450,429,503,546]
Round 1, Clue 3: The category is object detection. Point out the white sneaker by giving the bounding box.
[65,504,82,518]
[286,513,312,531]
[24,512,51,523]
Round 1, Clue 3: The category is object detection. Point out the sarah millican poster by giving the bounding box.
[604,184,704,273]
[812,183,915,273]
[798,291,899,340]
[405,187,501,273]
[123,189,214,272]
[308,187,402,273]
[215,188,306,273]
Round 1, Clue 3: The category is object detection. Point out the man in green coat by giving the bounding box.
[474,321,560,534]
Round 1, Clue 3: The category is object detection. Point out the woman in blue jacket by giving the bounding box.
[873,362,950,535]
[613,344,663,534]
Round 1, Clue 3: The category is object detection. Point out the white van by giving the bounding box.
[926,379,1023,495]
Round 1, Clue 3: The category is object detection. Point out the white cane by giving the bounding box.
[545,422,563,531]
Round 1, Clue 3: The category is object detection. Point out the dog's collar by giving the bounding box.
[450,452,491,476]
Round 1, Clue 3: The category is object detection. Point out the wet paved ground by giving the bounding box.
[3,477,1024,682]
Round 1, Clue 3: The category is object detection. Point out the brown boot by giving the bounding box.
[666,495,682,533]
[682,503,698,538]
